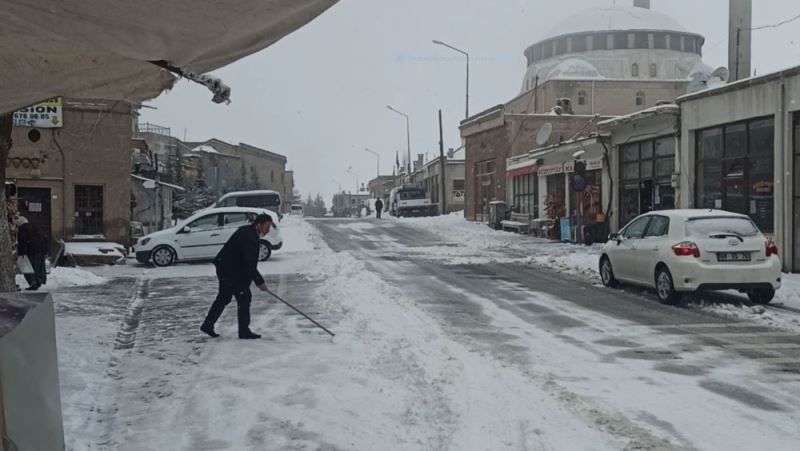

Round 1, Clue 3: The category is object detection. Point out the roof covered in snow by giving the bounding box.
[191,144,219,154]
[539,6,695,42]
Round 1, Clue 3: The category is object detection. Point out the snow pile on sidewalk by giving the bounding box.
[16,267,107,289]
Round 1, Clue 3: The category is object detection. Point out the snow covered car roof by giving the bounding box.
[181,206,280,225]
[637,209,751,220]
[217,190,281,199]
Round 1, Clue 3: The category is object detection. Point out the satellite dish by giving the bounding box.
[711,67,730,83]
[536,123,553,146]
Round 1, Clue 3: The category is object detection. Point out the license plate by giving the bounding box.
[717,252,751,262]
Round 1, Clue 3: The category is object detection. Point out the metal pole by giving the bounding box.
[466,53,470,118]
[439,109,446,215]
[405,116,411,177]
[267,289,335,337]
[154,153,160,230]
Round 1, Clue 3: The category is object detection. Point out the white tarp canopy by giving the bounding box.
[0,0,338,114]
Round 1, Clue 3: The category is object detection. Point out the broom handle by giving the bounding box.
[266,290,335,337]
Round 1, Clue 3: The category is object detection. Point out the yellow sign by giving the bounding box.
[13,97,63,128]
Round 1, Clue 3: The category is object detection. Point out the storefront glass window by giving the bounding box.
[512,174,538,217]
[695,117,774,232]
[619,136,676,226]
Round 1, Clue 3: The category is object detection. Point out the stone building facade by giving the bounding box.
[7,99,133,244]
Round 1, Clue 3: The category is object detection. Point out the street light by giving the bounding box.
[386,105,411,177]
[346,166,360,193]
[432,39,470,118]
[363,148,380,178]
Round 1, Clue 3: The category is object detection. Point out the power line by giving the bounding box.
[750,12,800,31]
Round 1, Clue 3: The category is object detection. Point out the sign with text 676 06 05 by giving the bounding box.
[13,97,63,128]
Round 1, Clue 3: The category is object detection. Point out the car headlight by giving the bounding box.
[140,238,151,246]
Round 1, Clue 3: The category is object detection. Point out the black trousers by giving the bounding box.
[23,253,47,288]
[203,275,253,333]
[376,208,382,219]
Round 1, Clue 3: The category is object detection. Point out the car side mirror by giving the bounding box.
[180,226,192,234]
[608,233,623,244]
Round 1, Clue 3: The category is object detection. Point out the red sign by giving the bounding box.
[507,164,539,178]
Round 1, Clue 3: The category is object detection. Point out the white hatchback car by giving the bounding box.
[599,210,781,305]
[134,207,283,267]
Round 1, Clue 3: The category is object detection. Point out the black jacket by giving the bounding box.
[375,199,383,210]
[213,225,265,289]
[17,222,48,256]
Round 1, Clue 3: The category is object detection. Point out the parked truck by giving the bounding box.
[389,185,436,217]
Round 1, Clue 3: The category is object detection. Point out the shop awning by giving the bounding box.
[506,158,540,177]
[0,0,338,114]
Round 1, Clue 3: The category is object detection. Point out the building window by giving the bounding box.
[635,91,645,106]
[619,137,676,226]
[606,34,615,50]
[631,63,639,77]
[577,90,588,106]
[696,117,775,232]
[512,174,538,217]
[586,35,594,51]
[74,185,104,236]
[649,63,658,78]
[635,33,648,49]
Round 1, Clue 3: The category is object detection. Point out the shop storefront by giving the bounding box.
[695,117,774,233]
[619,136,676,227]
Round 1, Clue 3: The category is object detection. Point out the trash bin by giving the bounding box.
[488,201,507,230]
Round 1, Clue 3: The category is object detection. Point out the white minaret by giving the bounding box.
[729,0,753,81]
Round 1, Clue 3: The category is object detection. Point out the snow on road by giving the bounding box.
[398,212,800,331]
[51,215,800,450]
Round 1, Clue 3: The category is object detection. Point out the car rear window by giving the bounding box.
[685,217,759,238]
[236,194,280,208]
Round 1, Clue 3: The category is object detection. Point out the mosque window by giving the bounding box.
[635,91,646,107]
[586,35,594,51]
[650,64,658,78]
[607,34,615,50]
[632,63,639,77]
[577,91,588,106]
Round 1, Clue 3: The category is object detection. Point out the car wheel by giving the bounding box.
[655,266,681,305]
[599,257,619,288]
[259,241,272,262]
[151,245,176,267]
[747,288,775,304]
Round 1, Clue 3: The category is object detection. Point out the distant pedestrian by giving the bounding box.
[375,198,384,219]
[201,213,272,339]
[15,215,48,290]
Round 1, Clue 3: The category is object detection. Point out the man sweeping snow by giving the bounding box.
[201,213,272,339]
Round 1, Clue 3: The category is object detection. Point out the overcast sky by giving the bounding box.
[142,0,800,203]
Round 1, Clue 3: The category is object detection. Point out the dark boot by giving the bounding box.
[238,330,261,340]
[200,323,220,338]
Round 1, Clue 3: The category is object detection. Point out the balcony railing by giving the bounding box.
[137,122,171,136]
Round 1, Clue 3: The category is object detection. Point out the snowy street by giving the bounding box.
[54,216,800,450]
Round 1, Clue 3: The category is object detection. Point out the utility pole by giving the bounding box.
[153,153,161,230]
[438,109,446,215]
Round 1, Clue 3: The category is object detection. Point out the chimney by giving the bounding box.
[729,0,752,81]
[633,0,651,9]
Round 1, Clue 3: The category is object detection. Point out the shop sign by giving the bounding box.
[586,158,603,171]
[452,190,465,202]
[564,161,575,173]
[538,164,564,176]
[13,97,63,128]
